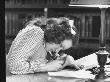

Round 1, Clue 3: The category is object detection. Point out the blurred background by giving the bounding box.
[5,0,110,59]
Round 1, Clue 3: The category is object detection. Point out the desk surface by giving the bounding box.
[6,71,110,82]
[6,53,110,82]
[6,72,87,82]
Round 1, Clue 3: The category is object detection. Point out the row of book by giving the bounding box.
[5,12,110,39]
[65,14,110,38]
[5,12,44,37]
[5,0,64,5]
[5,13,18,36]
[106,16,110,39]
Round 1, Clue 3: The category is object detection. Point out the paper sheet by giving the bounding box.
[48,69,95,79]
[105,65,110,76]
[74,53,98,68]
[105,78,110,82]
[74,53,110,69]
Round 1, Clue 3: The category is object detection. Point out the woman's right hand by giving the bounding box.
[46,60,64,72]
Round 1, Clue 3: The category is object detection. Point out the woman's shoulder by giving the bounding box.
[16,24,44,38]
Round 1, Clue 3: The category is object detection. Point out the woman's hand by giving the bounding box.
[46,60,64,72]
[61,55,81,70]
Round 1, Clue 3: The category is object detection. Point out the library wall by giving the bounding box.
[5,0,110,58]
[5,9,44,37]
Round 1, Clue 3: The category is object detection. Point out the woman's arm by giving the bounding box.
[34,59,64,72]
[7,25,46,74]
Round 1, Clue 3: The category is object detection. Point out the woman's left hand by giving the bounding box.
[61,55,81,70]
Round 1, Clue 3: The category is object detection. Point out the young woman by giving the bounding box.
[6,17,80,74]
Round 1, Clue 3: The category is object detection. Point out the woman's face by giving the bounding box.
[45,43,61,52]
[45,39,72,52]
[61,39,73,50]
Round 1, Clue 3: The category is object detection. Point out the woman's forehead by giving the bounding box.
[61,40,72,50]
[61,39,72,48]
[62,39,72,44]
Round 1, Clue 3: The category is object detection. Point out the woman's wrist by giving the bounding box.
[35,64,48,72]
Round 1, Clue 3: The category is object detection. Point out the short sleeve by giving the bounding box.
[7,25,47,74]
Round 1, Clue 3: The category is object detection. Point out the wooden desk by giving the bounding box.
[6,53,110,82]
[6,71,110,82]
[6,72,87,82]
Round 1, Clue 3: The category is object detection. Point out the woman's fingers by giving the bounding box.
[56,55,83,70]
[66,55,81,70]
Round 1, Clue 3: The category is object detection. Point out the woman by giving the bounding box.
[6,17,80,74]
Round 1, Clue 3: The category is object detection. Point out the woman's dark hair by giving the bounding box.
[44,25,69,44]
[44,17,79,46]
[58,17,79,47]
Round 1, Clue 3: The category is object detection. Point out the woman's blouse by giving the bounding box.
[6,24,47,74]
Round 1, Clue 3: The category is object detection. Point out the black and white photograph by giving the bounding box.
[5,0,110,82]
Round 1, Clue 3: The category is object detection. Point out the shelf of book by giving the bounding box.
[5,11,110,40]
[5,0,68,8]
[5,0,64,5]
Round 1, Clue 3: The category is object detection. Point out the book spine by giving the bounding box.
[57,0,61,4]
[11,13,13,36]
[8,13,12,35]
[14,0,18,4]
[13,14,16,36]
[7,14,9,35]
[105,16,108,38]
[107,16,110,38]
[78,19,81,37]
[88,16,93,37]
[81,15,85,37]
[15,14,19,36]
[47,0,53,5]
[87,17,90,37]
[5,15,8,35]
[12,13,16,36]
[10,13,13,36]
[85,16,89,37]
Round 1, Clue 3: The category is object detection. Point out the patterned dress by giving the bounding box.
[6,24,47,74]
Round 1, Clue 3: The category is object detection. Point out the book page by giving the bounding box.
[74,53,98,69]
[48,69,95,79]
[74,53,110,69]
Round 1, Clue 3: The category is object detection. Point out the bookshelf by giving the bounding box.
[5,0,68,8]
[5,8,44,37]
[5,0,110,55]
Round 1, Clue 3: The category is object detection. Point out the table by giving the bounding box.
[6,72,88,82]
[6,70,110,82]
[6,53,110,82]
